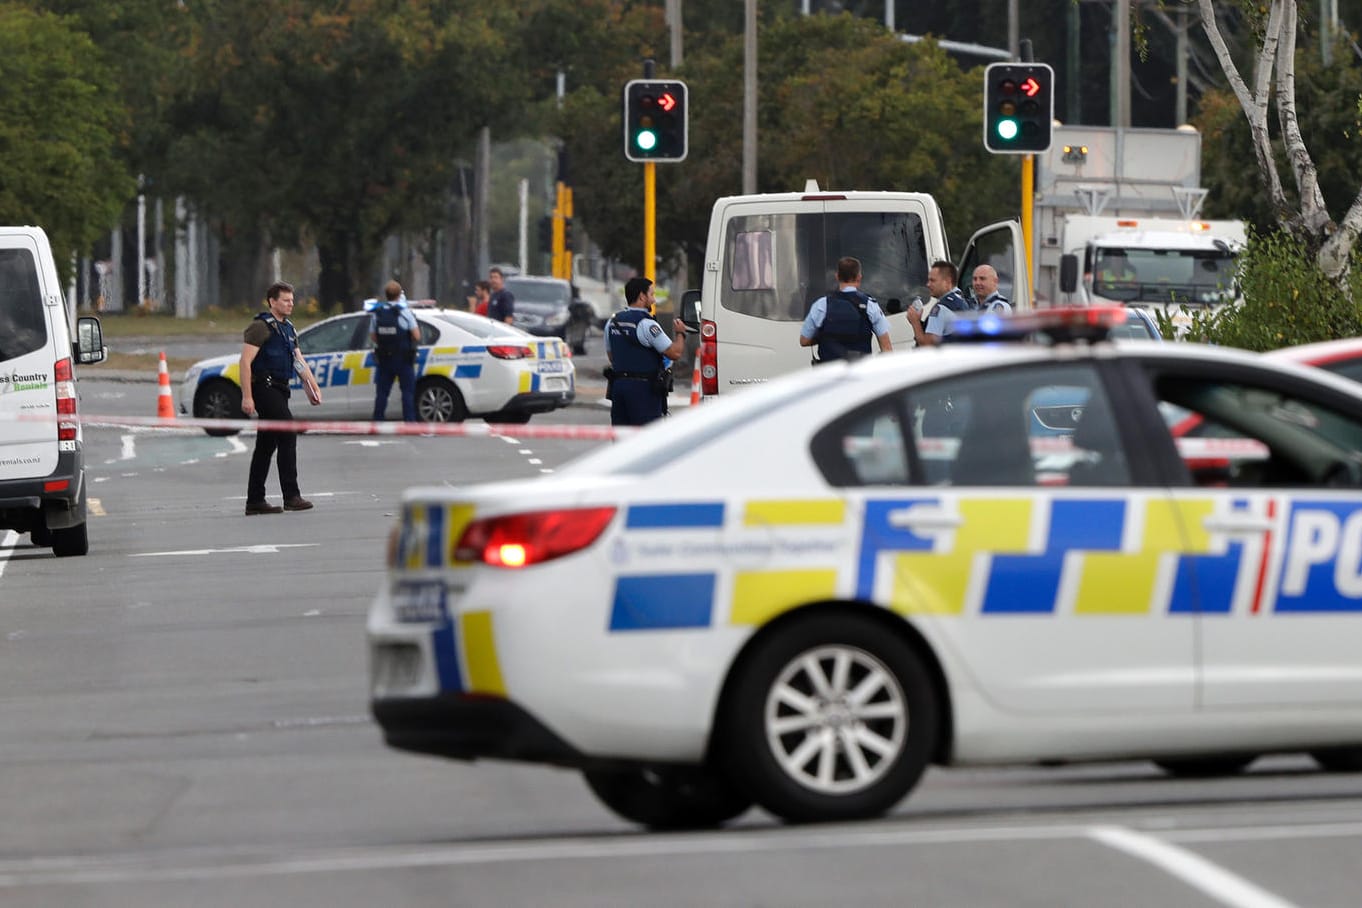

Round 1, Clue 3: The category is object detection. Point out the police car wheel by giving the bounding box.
[720,613,936,823]
[1311,748,1362,772]
[415,378,467,423]
[195,380,243,437]
[582,767,752,830]
[1153,755,1256,778]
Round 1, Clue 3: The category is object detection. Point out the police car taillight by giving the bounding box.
[453,507,617,568]
[700,319,718,397]
[949,306,1127,344]
[487,345,533,359]
[54,357,77,442]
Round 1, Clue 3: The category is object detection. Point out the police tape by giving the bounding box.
[4,411,629,441]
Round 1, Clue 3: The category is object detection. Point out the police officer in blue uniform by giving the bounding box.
[970,264,1012,314]
[799,256,893,363]
[605,277,687,427]
[369,279,422,421]
[908,260,976,347]
[239,281,322,515]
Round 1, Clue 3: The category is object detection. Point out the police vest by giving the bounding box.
[253,312,297,381]
[817,290,874,361]
[373,303,412,358]
[982,292,1011,313]
[932,290,976,344]
[607,308,663,375]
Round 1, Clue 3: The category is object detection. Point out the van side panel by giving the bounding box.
[0,237,60,480]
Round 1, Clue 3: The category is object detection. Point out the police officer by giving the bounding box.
[970,264,1012,314]
[369,279,421,421]
[239,281,322,515]
[908,260,975,347]
[605,276,687,427]
[799,256,893,363]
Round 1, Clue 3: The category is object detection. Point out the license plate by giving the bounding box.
[543,377,568,391]
[537,360,567,374]
[392,581,448,624]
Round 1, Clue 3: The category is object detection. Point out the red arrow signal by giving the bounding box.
[1021,77,1041,97]
[658,92,677,112]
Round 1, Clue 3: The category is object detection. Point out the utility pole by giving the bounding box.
[743,0,757,194]
[666,0,683,68]
[1111,0,1131,128]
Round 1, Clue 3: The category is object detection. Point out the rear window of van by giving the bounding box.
[0,248,45,363]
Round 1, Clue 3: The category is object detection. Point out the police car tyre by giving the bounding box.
[50,521,88,558]
[720,613,936,823]
[1311,748,1362,772]
[486,411,533,425]
[1153,755,1256,778]
[415,377,467,423]
[582,766,752,830]
[195,380,243,437]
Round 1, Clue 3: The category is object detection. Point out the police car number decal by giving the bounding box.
[537,360,567,374]
[392,581,448,624]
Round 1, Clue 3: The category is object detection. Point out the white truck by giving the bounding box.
[1034,125,1245,329]
[681,181,1028,397]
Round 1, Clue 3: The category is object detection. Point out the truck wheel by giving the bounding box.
[195,380,243,437]
[583,767,751,830]
[50,522,89,557]
[719,613,936,823]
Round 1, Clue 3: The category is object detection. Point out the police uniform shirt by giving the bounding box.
[982,292,1012,315]
[488,288,515,321]
[924,289,972,338]
[609,311,674,358]
[799,286,891,341]
[368,302,418,336]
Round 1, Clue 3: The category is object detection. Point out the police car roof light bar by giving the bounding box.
[948,306,1126,345]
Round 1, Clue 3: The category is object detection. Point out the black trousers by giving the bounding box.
[247,382,300,503]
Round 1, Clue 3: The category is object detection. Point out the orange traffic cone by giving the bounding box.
[156,352,175,419]
[689,358,702,406]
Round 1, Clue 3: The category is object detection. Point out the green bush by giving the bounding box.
[1160,229,1362,349]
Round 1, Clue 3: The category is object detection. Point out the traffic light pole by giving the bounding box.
[644,162,656,283]
[1022,155,1035,301]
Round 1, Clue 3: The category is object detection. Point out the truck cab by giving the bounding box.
[687,182,1027,397]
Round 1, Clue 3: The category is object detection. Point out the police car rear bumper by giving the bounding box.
[502,389,575,415]
[372,694,589,767]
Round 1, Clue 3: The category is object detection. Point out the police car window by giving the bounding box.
[1153,374,1362,488]
[418,321,439,345]
[298,316,364,355]
[1318,357,1362,385]
[0,248,46,362]
[722,212,927,322]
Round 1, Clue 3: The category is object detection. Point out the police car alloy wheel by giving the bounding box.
[720,613,937,823]
[415,378,467,422]
[582,767,752,830]
[196,380,243,437]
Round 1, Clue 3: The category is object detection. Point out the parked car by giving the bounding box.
[502,275,593,355]
[180,308,574,435]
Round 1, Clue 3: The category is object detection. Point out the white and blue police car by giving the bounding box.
[369,309,1362,828]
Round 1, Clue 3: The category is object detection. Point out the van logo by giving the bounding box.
[0,370,50,393]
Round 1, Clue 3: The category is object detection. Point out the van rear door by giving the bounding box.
[0,234,59,482]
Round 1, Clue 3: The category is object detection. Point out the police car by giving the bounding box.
[369,310,1362,829]
[179,308,574,434]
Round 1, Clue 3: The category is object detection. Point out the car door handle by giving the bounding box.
[887,504,961,531]
[1203,514,1272,534]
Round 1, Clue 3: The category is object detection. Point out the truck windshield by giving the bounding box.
[0,248,46,362]
[723,211,929,321]
[1091,246,1237,305]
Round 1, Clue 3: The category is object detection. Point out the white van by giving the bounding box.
[683,183,1028,396]
[0,226,106,556]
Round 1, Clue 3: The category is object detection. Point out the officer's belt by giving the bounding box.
[253,374,292,387]
[611,371,656,380]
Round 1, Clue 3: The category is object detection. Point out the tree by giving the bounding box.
[1198,0,1362,283]
[0,5,135,275]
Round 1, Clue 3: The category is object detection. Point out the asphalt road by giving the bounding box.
[1,380,1361,907]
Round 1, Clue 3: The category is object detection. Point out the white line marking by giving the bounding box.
[527,458,542,464]
[130,544,320,557]
[88,498,105,517]
[1088,825,1298,908]
[120,434,135,461]
[227,436,248,453]
[0,530,17,578]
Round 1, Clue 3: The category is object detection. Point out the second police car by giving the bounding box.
[369,310,1362,829]
[179,307,575,434]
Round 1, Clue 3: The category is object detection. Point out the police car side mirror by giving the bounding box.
[882,298,904,315]
[1060,255,1079,294]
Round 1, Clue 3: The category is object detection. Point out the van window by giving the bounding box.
[0,248,46,362]
[723,212,929,322]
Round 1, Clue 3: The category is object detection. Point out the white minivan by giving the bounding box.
[0,226,106,556]
[683,183,1028,396]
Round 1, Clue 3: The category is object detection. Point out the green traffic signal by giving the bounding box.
[635,129,658,152]
[996,119,1019,142]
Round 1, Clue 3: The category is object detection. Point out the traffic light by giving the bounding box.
[537,216,552,253]
[623,79,688,163]
[983,62,1053,154]
[563,217,574,252]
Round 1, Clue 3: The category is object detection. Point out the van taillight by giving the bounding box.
[54,357,77,441]
[700,319,718,397]
[452,507,617,567]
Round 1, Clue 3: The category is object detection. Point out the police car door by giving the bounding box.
[958,221,1029,310]
[823,358,1194,714]
[295,314,369,418]
[1135,357,1362,709]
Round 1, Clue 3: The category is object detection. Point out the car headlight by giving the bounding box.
[545,310,569,327]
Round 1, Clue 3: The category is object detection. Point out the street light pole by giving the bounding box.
[743,0,757,194]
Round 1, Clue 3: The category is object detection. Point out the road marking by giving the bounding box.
[120,434,136,461]
[130,544,320,557]
[0,530,17,578]
[0,820,1350,890]
[88,498,105,517]
[1088,825,1297,908]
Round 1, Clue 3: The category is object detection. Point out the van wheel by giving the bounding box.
[29,525,51,547]
[50,522,89,557]
[1153,755,1256,778]
[416,378,467,423]
[583,767,751,830]
[719,613,936,823]
[195,380,243,437]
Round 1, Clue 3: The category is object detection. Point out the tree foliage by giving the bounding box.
[0,4,135,273]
